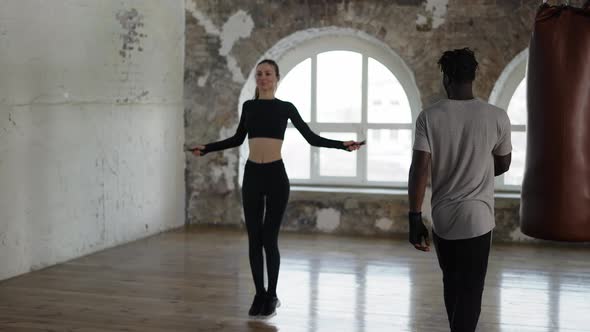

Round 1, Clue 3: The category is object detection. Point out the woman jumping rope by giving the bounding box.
[188,59,364,318]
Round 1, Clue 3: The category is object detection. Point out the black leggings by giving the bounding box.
[241,159,290,297]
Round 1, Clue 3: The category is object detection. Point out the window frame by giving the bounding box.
[489,49,529,192]
[284,52,415,187]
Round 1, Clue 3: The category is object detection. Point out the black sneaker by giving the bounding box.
[248,294,265,317]
[260,295,280,318]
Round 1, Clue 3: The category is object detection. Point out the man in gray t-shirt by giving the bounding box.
[407,48,512,332]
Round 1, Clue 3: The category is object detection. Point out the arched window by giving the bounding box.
[239,29,422,187]
[490,49,528,190]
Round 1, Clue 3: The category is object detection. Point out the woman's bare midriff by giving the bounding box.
[248,138,284,163]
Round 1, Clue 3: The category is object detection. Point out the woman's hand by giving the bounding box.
[187,145,206,156]
[343,140,366,151]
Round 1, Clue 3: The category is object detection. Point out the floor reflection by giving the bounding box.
[364,265,411,331]
[3,229,590,331]
[276,258,414,332]
[558,276,590,330]
[270,241,590,332]
[499,271,551,331]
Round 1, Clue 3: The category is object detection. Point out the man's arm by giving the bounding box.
[493,153,511,176]
[409,150,431,212]
[493,110,512,176]
[408,150,431,251]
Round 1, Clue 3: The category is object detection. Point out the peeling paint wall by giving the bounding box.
[184,0,588,243]
[284,192,416,238]
[416,0,448,30]
[0,0,185,281]
[286,191,535,243]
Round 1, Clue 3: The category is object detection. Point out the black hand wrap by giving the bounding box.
[408,211,429,245]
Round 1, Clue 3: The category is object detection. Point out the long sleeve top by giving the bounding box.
[201,98,347,155]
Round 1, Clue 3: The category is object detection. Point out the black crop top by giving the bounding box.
[202,99,347,155]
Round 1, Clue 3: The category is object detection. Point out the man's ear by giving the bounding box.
[443,74,451,86]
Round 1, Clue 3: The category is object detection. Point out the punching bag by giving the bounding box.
[521,2,590,241]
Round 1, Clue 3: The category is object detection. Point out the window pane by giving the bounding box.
[504,131,526,186]
[319,132,357,177]
[283,128,310,179]
[276,58,311,122]
[507,79,527,125]
[317,51,362,123]
[367,57,411,123]
[367,129,412,182]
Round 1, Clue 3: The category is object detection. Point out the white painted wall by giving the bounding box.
[0,0,186,281]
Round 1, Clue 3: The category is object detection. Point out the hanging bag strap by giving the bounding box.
[542,0,590,7]
[542,0,570,4]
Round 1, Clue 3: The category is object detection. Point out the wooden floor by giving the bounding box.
[1,227,590,332]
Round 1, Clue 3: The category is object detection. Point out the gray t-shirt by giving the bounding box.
[413,98,512,240]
